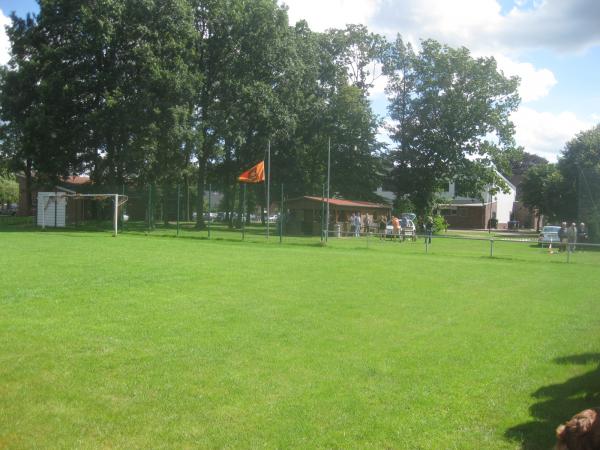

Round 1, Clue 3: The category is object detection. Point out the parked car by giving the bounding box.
[400,218,417,240]
[385,218,417,241]
[538,225,561,247]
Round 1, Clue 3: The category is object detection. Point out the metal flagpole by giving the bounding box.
[242,183,246,241]
[176,184,180,237]
[280,183,284,244]
[326,137,331,243]
[267,140,271,240]
[321,184,325,242]
[208,183,212,239]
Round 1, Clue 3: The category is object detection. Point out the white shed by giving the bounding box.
[37,192,67,228]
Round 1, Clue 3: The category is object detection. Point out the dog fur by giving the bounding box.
[555,408,600,450]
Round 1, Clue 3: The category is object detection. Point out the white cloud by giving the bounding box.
[493,54,557,103]
[0,9,11,66]
[371,0,600,54]
[511,107,593,161]
[281,0,379,31]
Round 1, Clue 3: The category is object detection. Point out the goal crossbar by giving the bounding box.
[40,192,128,236]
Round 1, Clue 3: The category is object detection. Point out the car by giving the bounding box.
[538,225,561,247]
[400,217,417,240]
[385,218,417,241]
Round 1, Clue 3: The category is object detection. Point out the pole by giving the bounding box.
[280,184,284,244]
[148,184,152,231]
[54,188,57,228]
[208,183,212,239]
[242,183,246,241]
[267,140,271,240]
[321,184,325,242]
[122,184,126,232]
[326,137,331,243]
[490,238,494,257]
[113,194,119,237]
[176,184,180,237]
[42,194,46,230]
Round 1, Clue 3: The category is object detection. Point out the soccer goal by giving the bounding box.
[37,191,128,236]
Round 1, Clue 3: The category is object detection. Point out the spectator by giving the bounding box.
[391,216,400,241]
[577,222,588,248]
[558,222,568,252]
[425,216,433,244]
[379,216,386,240]
[567,222,577,252]
[354,213,362,237]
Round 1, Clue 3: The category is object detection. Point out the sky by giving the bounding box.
[0,0,598,162]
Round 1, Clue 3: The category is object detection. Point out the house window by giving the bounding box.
[458,208,468,217]
[441,208,457,216]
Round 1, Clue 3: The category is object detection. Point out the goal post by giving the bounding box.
[36,192,128,236]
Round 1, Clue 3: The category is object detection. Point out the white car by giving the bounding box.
[538,225,561,247]
[385,218,416,240]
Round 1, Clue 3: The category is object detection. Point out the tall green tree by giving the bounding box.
[558,124,600,239]
[520,162,565,228]
[383,37,520,217]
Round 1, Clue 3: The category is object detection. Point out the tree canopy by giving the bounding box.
[383,37,521,216]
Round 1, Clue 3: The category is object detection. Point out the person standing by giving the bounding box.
[578,222,588,249]
[379,216,387,239]
[567,222,577,252]
[354,213,362,237]
[558,222,568,252]
[425,216,433,244]
[391,216,400,241]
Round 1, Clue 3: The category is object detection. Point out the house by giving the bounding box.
[438,172,516,229]
[285,196,391,236]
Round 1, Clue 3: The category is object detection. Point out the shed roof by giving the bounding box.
[288,196,391,210]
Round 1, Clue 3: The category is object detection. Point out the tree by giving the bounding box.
[383,37,520,218]
[0,175,18,206]
[0,0,198,189]
[520,163,565,228]
[558,124,600,239]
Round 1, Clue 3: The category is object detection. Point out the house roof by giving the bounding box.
[289,196,391,210]
[63,176,90,185]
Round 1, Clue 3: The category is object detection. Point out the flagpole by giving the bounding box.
[242,183,246,241]
[326,137,331,243]
[267,140,271,240]
[321,183,325,242]
[280,183,284,244]
[208,183,211,239]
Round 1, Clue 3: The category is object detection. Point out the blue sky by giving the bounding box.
[1,0,598,162]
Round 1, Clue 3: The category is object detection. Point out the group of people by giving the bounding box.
[349,213,372,237]
[558,222,587,252]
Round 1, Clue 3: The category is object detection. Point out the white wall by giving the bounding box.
[37,192,67,227]
[492,186,516,224]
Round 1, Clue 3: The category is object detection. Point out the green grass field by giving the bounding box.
[1,228,599,449]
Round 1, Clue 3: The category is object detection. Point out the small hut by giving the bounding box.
[285,196,391,236]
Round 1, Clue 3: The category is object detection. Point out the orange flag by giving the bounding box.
[238,160,265,183]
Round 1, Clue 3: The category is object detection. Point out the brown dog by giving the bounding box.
[555,408,600,449]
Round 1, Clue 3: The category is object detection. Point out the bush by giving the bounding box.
[433,214,448,233]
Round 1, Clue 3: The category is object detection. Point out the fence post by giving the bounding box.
[490,238,494,257]
[425,237,429,254]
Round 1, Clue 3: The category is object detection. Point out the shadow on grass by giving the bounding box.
[505,353,600,450]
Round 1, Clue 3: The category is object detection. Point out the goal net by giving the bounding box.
[36,192,128,235]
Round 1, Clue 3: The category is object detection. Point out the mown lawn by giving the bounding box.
[1,230,599,449]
